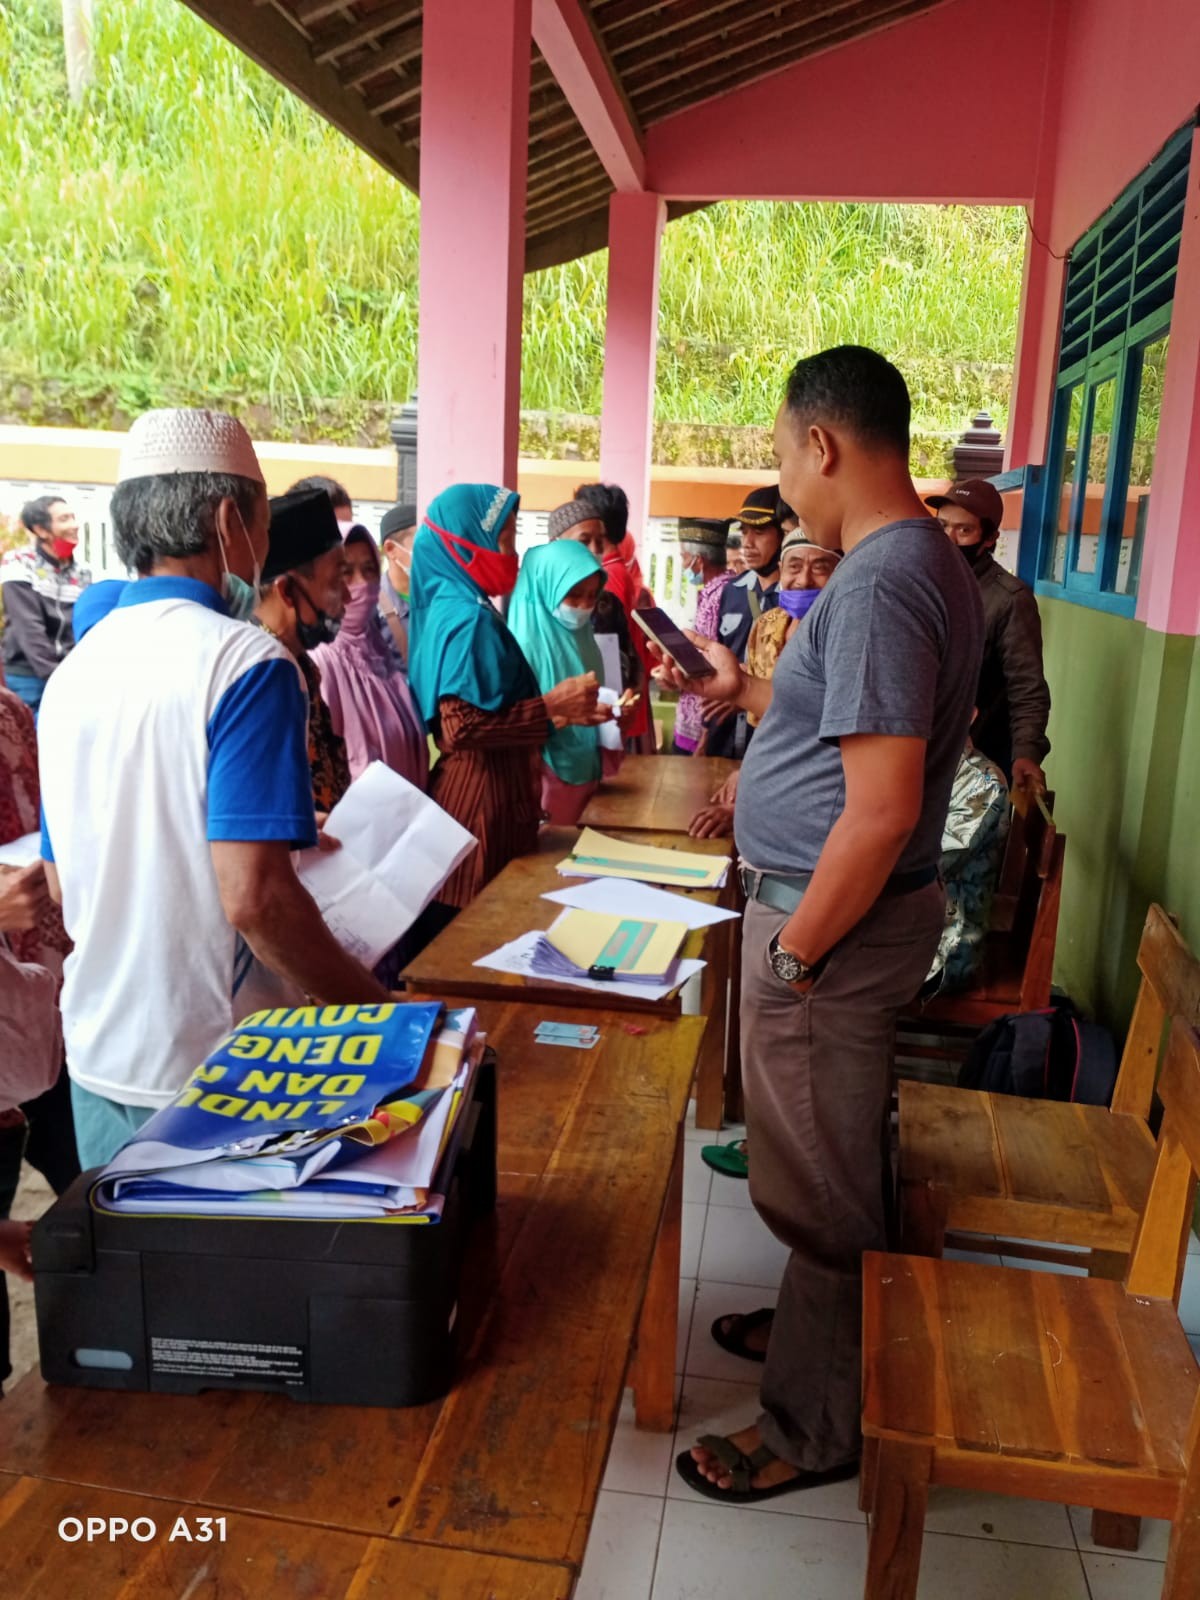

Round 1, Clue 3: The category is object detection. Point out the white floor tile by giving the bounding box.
[677,1277,697,1374]
[718,1123,747,1145]
[1080,1553,1167,1600]
[698,1203,790,1289]
[1189,1332,1200,1363]
[681,1137,713,1205]
[943,1246,1004,1266]
[653,1497,867,1600]
[999,1254,1088,1276]
[706,1142,755,1209]
[601,1390,676,1498]
[668,1375,864,1523]
[576,1489,663,1600]
[1187,1225,1199,1256]
[680,1203,706,1281]
[1178,1250,1200,1335]
[918,1530,1090,1599]
[923,1485,1074,1548]
[1068,1505,1172,1562]
[683,1279,776,1383]
[684,1099,712,1142]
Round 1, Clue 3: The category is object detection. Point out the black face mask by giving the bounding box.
[958,540,990,569]
[290,581,340,649]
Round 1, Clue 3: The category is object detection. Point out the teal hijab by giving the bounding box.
[508,539,606,785]
[407,483,539,727]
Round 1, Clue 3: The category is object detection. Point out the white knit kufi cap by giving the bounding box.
[117,408,264,485]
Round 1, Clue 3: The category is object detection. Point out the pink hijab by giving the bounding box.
[310,530,429,791]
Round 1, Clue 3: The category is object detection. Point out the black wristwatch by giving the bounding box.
[768,933,822,986]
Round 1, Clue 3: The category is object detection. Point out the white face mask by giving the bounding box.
[555,601,594,631]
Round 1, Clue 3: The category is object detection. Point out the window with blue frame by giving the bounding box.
[1036,123,1192,616]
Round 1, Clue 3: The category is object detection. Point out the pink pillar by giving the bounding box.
[417,0,531,514]
[1139,127,1200,635]
[1005,215,1067,471]
[599,192,666,547]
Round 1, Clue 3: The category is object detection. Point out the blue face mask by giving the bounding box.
[686,566,703,586]
[556,601,594,631]
[778,586,822,622]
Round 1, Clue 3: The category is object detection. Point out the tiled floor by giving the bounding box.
[578,1109,1200,1600]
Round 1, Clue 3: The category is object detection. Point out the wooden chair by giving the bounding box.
[898,904,1200,1277]
[895,791,1065,1081]
[862,1017,1200,1600]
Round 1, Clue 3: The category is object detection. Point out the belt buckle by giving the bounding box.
[740,866,764,901]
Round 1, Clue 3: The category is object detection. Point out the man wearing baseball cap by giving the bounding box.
[925,478,1050,790]
[703,485,784,758]
[38,409,391,1167]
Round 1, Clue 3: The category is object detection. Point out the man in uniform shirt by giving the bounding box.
[39,409,391,1168]
[670,346,983,1504]
[925,478,1051,789]
[703,486,783,757]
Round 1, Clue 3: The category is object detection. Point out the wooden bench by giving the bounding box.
[898,904,1200,1273]
[401,823,738,1131]
[896,790,1066,1080]
[861,1017,1200,1600]
[0,1002,705,1598]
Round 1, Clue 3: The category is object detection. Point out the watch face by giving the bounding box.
[770,939,804,983]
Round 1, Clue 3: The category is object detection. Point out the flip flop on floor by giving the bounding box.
[674,1433,858,1505]
[700,1139,748,1179]
[710,1306,774,1362]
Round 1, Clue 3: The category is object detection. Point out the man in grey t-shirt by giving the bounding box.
[674,347,983,1506]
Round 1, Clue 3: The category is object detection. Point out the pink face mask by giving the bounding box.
[341,579,381,634]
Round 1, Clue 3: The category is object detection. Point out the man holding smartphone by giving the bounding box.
[672,347,983,1504]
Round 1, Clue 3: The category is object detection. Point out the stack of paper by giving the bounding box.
[529,908,688,986]
[91,1002,481,1223]
[557,828,728,890]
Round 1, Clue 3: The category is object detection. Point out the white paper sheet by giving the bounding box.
[542,875,740,930]
[596,687,623,751]
[0,832,41,868]
[296,764,477,966]
[474,929,704,1003]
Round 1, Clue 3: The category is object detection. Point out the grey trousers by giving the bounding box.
[739,885,945,1472]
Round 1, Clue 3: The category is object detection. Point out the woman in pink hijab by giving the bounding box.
[310,528,429,792]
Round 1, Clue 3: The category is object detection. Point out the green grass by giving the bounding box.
[1,0,1026,439]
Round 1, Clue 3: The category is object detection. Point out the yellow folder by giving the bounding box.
[559,828,726,891]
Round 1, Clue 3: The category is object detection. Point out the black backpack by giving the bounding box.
[957,999,1119,1106]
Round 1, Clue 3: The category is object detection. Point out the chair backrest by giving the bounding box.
[1124,1019,1200,1310]
[990,788,1056,937]
[1110,906,1200,1120]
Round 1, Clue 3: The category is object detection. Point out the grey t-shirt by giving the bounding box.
[735,518,984,876]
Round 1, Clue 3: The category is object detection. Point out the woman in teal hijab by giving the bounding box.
[509,540,613,824]
[409,484,601,906]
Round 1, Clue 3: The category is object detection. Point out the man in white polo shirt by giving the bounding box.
[38,409,391,1168]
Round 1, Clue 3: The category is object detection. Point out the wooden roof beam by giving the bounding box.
[180,0,419,190]
[531,0,646,191]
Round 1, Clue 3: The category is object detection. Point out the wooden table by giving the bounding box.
[580,754,738,834]
[401,825,739,1128]
[0,1002,705,1600]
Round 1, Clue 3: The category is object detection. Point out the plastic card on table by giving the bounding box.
[557,828,728,890]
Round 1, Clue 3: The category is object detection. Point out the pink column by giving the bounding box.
[1005,215,1067,471]
[1139,126,1200,635]
[599,192,666,548]
[417,0,531,514]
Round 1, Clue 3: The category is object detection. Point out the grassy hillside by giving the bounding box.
[0,0,1026,441]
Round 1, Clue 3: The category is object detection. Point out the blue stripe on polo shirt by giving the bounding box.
[118,574,230,614]
[206,657,318,848]
[40,803,54,863]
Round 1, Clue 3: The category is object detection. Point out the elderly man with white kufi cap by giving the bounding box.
[38,409,391,1168]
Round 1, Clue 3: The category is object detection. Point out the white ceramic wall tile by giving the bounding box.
[683,1279,776,1383]
[668,1375,864,1523]
[1068,1505,1172,1562]
[681,1137,713,1205]
[576,1489,663,1600]
[1080,1553,1168,1600]
[680,1203,706,1281]
[917,1530,1090,1599]
[653,1498,867,1600]
[922,1486,1074,1548]
[698,1203,790,1289]
[601,1390,677,1498]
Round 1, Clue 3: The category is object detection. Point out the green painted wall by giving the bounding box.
[1041,599,1199,1032]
